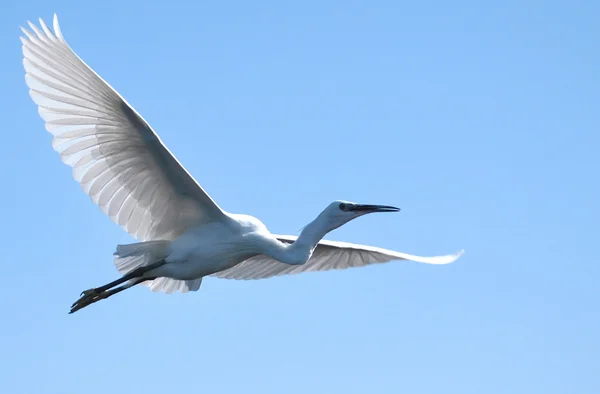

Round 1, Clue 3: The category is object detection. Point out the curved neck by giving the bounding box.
[265,213,333,265]
[294,214,332,249]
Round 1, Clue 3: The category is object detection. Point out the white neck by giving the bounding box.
[263,211,334,266]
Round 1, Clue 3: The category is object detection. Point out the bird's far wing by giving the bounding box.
[21,15,226,241]
[212,235,464,280]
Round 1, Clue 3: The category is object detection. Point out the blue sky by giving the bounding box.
[1,0,599,393]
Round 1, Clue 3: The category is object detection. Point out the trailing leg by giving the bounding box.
[70,277,151,314]
[69,259,166,314]
[80,260,166,296]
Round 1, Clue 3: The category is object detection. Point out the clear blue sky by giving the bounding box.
[1,1,598,393]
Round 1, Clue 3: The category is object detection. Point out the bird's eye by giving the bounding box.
[339,203,347,211]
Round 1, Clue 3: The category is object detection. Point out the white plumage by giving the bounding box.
[21,15,223,242]
[214,235,461,280]
[21,15,464,313]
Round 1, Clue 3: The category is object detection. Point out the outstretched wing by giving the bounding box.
[212,235,464,280]
[21,15,226,241]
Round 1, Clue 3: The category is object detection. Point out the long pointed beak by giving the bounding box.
[350,204,401,213]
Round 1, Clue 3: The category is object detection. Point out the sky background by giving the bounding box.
[1,1,599,393]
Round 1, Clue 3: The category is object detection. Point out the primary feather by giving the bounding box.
[21,15,225,242]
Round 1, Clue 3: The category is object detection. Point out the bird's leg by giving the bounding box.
[79,260,166,297]
[70,277,153,314]
[70,260,167,314]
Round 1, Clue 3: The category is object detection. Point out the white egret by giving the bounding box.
[21,15,464,314]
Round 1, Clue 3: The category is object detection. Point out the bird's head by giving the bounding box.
[318,200,401,232]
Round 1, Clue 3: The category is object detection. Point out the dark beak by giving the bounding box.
[350,204,401,213]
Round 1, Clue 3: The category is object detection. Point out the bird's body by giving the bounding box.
[157,215,270,280]
[21,15,464,313]
[148,213,299,282]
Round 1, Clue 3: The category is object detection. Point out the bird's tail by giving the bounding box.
[113,241,203,294]
[113,241,170,275]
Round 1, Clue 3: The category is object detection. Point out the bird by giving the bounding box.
[21,15,464,314]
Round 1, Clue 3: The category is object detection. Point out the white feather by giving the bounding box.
[21,14,226,242]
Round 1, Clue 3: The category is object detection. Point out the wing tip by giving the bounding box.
[20,14,63,42]
[415,248,465,265]
[443,249,465,264]
[53,13,64,40]
[19,24,33,40]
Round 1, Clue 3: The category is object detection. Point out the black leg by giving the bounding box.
[69,260,167,314]
[79,260,166,297]
[70,277,153,314]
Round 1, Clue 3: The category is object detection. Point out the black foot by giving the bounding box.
[70,291,106,314]
[80,288,99,297]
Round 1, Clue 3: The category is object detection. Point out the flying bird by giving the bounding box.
[20,15,464,314]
